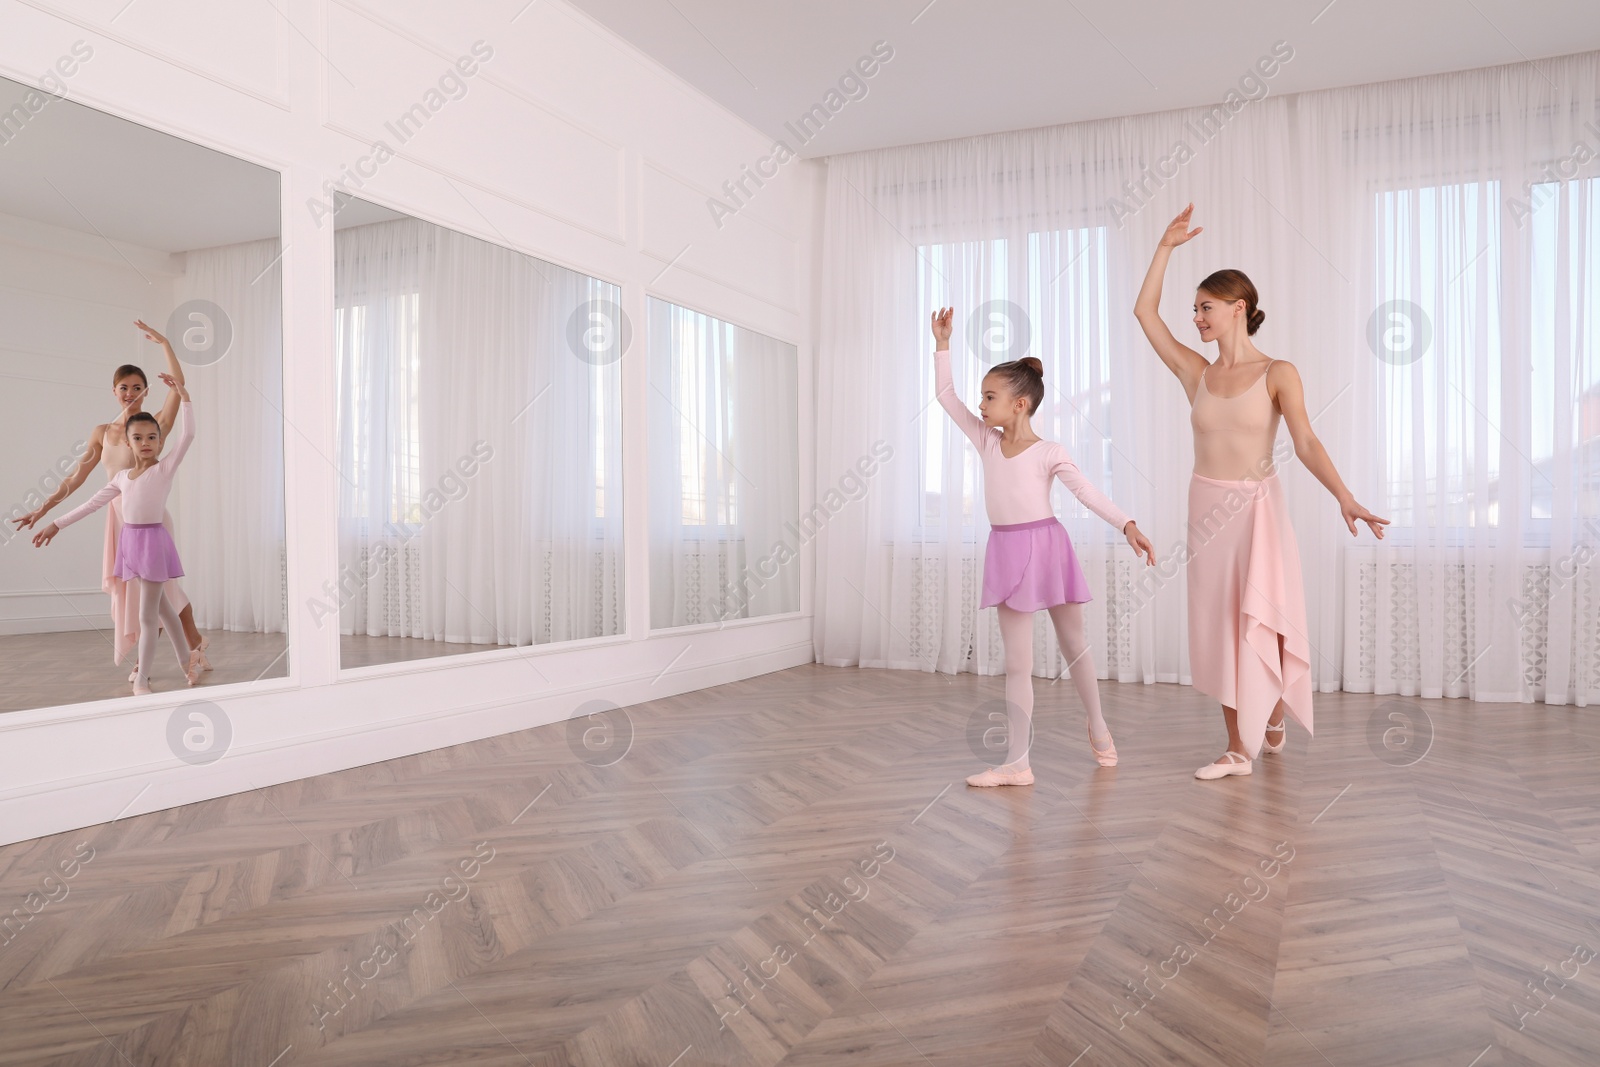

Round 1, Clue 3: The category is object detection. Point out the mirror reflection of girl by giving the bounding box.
[33,373,199,695]
[11,320,210,680]
[933,307,1156,787]
[1133,203,1388,780]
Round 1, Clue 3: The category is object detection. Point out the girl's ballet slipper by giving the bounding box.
[966,762,1034,787]
[1262,721,1286,754]
[132,677,153,696]
[1088,724,1118,767]
[190,636,212,673]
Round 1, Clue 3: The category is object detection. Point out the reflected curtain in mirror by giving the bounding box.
[647,298,800,628]
[334,216,622,650]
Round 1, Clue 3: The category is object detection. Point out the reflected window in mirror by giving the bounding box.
[332,202,623,670]
[0,74,287,713]
[647,298,800,629]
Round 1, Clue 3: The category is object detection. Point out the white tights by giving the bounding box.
[133,577,189,689]
[995,602,1109,768]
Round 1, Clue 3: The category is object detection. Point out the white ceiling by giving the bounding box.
[571,0,1600,157]
[0,74,280,254]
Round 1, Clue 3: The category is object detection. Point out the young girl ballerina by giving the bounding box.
[32,372,201,695]
[1133,203,1388,780]
[932,307,1156,787]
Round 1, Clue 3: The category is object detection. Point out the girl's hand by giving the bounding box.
[931,307,953,346]
[135,319,170,347]
[10,509,44,532]
[1340,497,1390,538]
[1160,203,1203,249]
[32,522,61,547]
[159,371,190,402]
[1124,521,1156,566]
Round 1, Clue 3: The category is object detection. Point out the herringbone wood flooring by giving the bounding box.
[2,664,1598,1065]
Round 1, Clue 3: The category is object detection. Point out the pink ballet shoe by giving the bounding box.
[966,762,1035,787]
[1262,721,1286,754]
[128,663,140,683]
[1088,725,1118,767]
[189,636,212,673]
[131,676,153,696]
[1195,751,1251,780]
[184,664,201,687]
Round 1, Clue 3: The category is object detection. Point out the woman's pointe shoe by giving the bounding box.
[1087,725,1118,767]
[1263,721,1286,754]
[190,636,212,673]
[966,761,1035,787]
[1195,751,1252,780]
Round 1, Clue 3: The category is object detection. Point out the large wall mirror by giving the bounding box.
[332,197,624,669]
[0,73,287,712]
[647,297,800,629]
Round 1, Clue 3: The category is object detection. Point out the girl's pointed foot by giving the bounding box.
[966,761,1034,787]
[1088,724,1118,767]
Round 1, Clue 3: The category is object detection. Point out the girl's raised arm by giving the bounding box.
[137,320,186,438]
[931,307,991,450]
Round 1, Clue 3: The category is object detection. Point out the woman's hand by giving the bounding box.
[1340,497,1390,538]
[159,371,190,403]
[1124,521,1156,565]
[10,509,45,532]
[32,522,61,547]
[931,306,953,348]
[1160,203,1203,249]
[135,319,171,348]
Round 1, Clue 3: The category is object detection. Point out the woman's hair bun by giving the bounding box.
[1247,308,1266,335]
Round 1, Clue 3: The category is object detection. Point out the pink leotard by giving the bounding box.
[56,402,194,530]
[934,347,1132,531]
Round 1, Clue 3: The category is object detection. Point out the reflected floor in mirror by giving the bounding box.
[339,634,489,669]
[1,665,1598,1065]
[0,630,288,712]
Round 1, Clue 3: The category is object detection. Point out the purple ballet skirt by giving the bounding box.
[980,516,1092,610]
[114,522,185,582]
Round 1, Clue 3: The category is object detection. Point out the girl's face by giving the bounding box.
[114,375,147,411]
[128,421,162,460]
[1193,291,1243,343]
[979,374,1023,425]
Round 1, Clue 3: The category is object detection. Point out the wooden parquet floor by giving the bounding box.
[2,663,1598,1066]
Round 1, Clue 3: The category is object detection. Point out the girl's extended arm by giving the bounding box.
[43,478,121,537]
[1049,446,1133,533]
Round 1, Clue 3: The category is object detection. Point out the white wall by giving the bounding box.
[0,211,180,633]
[0,0,820,846]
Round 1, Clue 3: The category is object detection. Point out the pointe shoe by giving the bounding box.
[1087,725,1118,767]
[1195,751,1252,780]
[1262,721,1286,754]
[966,762,1035,787]
[190,636,212,673]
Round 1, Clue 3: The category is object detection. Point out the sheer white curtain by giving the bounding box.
[168,237,286,634]
[334,217,623,647]
[816,49,1600,706]
[647,298,800,628]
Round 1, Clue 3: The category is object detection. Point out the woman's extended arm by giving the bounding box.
[10,424,107,530]
[1273,361,1389,538]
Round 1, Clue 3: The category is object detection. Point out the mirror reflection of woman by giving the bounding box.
[11,320,211,681]
[1133,203,1388,780]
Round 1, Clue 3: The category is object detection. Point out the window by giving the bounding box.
[335,290,422,527]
